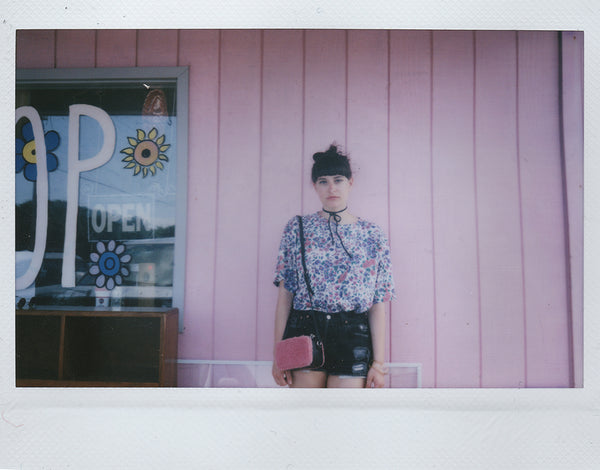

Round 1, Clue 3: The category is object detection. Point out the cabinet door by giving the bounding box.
[63,316,161,383]
[16,314,62,380]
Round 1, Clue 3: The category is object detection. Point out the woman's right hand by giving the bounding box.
[273,284,294,387]
[272,362,292,386]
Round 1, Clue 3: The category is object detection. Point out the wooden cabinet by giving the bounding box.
[16,308,178,387]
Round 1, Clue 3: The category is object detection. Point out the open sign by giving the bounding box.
[88,196,155,240]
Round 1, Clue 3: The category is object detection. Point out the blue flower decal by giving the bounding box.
[16,121,60,182]
[89,240,131,290]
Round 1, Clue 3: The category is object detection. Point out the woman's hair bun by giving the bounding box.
[311,143,352,183]
[313,144,340,163]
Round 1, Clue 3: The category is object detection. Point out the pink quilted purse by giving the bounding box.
[275,334,324,371]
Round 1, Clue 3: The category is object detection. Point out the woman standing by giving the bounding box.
[272,144,395,388]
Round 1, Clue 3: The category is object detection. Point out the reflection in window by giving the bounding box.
[15,68,187,313]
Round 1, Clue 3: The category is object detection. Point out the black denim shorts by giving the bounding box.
[282,309,373,377]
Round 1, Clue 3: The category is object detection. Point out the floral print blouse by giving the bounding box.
[274,212,395,313]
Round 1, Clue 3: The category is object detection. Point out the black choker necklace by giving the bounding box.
[322,207,352,258]
[322,206,348,224]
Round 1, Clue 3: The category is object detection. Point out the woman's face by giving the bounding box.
[313,174,354,212]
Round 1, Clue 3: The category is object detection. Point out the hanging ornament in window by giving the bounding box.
[142,89,168,117]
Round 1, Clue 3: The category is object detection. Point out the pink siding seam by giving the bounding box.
[176,30,180,67]
[557,32,576,388]
[472,31,484,388]
[515,32,529,387]
[135,30,139,67]
[94,30,98,68]
[430,31,438,387]
[255,30,265,361]
[53,30,57,68]
[211,30,223,362]
[345,30,349,149]
[386,30,393,364]
[301,30,306,214]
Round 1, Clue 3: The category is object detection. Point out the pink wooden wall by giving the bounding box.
[16,29,583,388]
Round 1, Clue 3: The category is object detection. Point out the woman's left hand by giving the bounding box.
[365,366,386,388]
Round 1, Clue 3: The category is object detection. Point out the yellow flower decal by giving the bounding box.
[121,127,170,177]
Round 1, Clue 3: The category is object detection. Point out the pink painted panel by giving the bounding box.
[213,30,262,360]
[55,30,96,68]
[177,30,220,361]
[16,30,55,68]
[518,31,571,387]
[137,30,178,67]
[346,30,389,233]
[345,30,391,361]
[475,31,526,387]
[560,31,584,387]
[303,30,347,212]
[96,30,137,67]
[432,31,480,387]
[257,30,304,360]
[388,30,436,387]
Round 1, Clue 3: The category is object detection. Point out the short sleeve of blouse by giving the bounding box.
[273,217,299,293]
[372,227,396,304]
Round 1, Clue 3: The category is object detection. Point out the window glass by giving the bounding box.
[15,69,187,312]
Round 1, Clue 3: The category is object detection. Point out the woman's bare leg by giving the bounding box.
[289,370,328,388]
[326,375,366,388]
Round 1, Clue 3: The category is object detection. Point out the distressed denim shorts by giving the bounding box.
[282,309,373,377]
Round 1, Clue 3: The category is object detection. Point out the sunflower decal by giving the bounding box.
[89,240,131,290]
[16,121,60,182]
[121,127,170,177]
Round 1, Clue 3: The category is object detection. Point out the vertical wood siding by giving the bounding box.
[475,31,525,387]
[431,31,480,387]
[177,29,221,361]
[213,30,263,360]
[55,30,97,68]
[257,30,304,360]
[96,30,137,67]
[518,32,571,387]
[389,30,436,387]
[560,31,584,388]
[16,29,583,387]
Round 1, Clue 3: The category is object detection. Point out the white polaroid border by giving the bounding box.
[1,1,598,468]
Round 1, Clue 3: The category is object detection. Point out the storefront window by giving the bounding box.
[15,67,188,318]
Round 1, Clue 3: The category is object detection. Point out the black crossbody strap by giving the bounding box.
[297,215,314,297]
[297,215,321,341]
